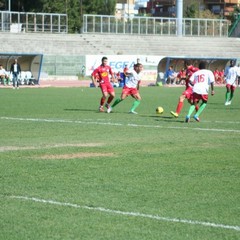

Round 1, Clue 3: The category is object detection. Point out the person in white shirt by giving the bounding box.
[108,63,143,114]
[225,60,240,105]
[0,65,10,85]
[185,61,215,123]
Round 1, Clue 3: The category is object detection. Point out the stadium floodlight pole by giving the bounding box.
[176,0,183,37]
[8,0,11,11]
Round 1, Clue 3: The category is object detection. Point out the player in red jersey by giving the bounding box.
[170,60,199,118]
[91,57,116,112]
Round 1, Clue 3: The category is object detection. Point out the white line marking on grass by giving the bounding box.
[1,116,240,133]
[10,195,240,232]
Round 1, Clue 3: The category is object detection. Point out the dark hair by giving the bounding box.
[184,60,191,66]
[230,60,236,66]
[101,56,108,62]
[199,61,206,70]
[135,63,142,68]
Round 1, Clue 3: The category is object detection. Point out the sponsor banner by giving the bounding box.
[86,55,160,81]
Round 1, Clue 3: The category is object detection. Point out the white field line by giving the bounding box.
[10,195,240,232]
[1,117,240,133]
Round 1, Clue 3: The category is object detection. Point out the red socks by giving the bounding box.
[176,102,183,114]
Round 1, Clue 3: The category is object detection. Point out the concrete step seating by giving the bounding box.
[0,32,239,58]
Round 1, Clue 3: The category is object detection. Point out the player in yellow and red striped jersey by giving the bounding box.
[91,57,116,112]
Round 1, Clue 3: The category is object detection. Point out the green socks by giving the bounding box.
[187,103,207,117]
[195,103,207,117]
[187,105,195,117]
[130,100,140,112]
[112,98,122,108]
[225,92,230,102]
[112,98,141,112]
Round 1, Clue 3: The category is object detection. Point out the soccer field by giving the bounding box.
[1,86,240,239]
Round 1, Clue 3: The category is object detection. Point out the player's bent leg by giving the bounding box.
[195,102,207,117]
[185,104,195,123]
[106,93,115,108]
[132,93,141,101]
[111,98,122,108]
[129,99,141,114]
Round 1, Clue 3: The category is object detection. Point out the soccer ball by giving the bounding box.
[156,106,164,114]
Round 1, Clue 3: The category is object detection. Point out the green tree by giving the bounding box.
[0,0,6,10]
[229,5,240,32]
[229,5,240,23]
[183,0,217,19]
[183,0,200,18]
[6,0,116,33]
[84,0,116,15]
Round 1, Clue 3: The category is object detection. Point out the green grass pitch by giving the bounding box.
[0,86,240,239]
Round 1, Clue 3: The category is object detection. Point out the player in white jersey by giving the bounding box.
[185,61,215,122]
[108,63,143,114]
[224,60,240,105]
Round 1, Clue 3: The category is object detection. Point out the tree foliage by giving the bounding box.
[229,5,240,29]
[1,0,236,32]
[183,0,218,19]
[0,0,116,33]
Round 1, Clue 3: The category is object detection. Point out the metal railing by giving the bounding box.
[0,11,68,33]
[83,14,229,37]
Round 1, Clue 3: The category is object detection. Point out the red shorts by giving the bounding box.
[182,87,193,100]
[226,84,236,91]
[100,81,114,94]
[192,92,208,103]
[122,86,138,96]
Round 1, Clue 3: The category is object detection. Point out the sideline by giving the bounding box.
[1,116,240,133]
[9,195,240,232]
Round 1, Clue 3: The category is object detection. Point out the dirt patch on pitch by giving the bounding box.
[0,146,36,152]
[49,143,104,148]
[37,152,114,160]
[0,143,104,152]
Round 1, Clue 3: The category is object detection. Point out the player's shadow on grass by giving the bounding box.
[64,108,97,112]
[146,115,184,123]
[208,102,239,110]
[208,102,222,105]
